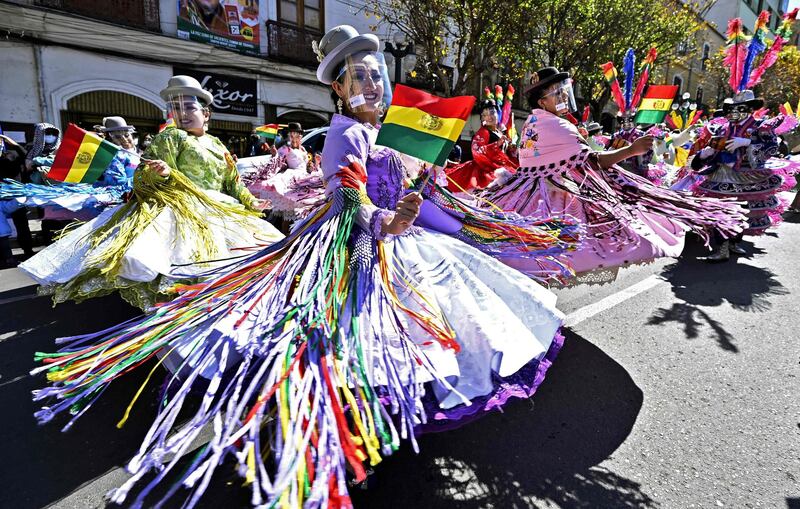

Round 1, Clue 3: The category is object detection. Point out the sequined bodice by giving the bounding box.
[365,148,405,209]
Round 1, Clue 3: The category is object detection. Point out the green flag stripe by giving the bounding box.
[376,123,454,166]
[82,142,119,184]
[634,109,667,124]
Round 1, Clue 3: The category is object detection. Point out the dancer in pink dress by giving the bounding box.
[482,66,747,283]
[245,122,325,222]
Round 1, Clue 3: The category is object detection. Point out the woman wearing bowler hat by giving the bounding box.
[481,66,747,284]
[28,27,581,508]
[20,75,283,309]
[245,121,327,222]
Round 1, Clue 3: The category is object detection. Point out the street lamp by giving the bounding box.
[384,31,415,84]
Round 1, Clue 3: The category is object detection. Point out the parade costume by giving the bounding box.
[682,12,799,260]
[245,122,327,221]
[446,87,519,191]
[32,27,576,508]
[603,48,670,186]
[19,77,283,309]
[482,66,746,283]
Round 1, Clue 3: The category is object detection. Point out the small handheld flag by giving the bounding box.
[49,123,120,183]
[255,124,279,141]
[376,84,475,166]
[634,85,679,124]
[158,112,176,133]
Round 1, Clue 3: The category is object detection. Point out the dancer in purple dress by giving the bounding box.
[31,26,578,508]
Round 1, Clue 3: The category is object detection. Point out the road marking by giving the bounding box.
[0,292,39,306]
[565,274,665,327]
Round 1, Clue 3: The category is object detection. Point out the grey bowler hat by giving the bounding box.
[314,25,380,85]
[159,75,214,106]
[94,116,135,132]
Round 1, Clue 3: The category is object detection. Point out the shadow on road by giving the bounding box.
[0,295,649,508]
[349,329,651,509]
[0,292,152,509]
[649,238,788,352]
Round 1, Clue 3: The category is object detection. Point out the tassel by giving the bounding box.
[748,8,798,88]
[581,105,591,123]
[601,62,627,114]
[622,48,636,111]
[631,47,657,110]
[723,18,749,92]
[739,11,771,91]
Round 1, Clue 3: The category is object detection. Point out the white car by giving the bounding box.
[236,126,329,177]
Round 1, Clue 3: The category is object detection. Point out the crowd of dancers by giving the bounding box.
[1,9,799,509]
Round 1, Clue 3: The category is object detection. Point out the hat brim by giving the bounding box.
[159,86,214,107]
[317,34,380,85]
[727,98,764,110]
[98,125,136,132]
[524,71,569,95]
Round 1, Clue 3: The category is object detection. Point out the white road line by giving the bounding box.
[0,292,39,306]
[565,274,665,327]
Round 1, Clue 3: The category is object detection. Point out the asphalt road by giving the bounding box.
[1,201,798,509]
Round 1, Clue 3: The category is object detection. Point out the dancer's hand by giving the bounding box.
[628,136,654,156]
[383,192,423,235]
[253,199,269,211]
[145,159,171,177]
[725,137,751,152]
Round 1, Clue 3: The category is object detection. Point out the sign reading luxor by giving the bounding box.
[174,67,257,116]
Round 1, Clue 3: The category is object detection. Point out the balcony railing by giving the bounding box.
[35,0,160,32]
[266,20,321,68]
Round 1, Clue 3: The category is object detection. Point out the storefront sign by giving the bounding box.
[174,67,258,116]
[177,0,260,56]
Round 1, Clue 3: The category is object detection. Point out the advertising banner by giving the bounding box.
[177,1,260,55]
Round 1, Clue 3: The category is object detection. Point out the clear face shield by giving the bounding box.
[541,79,577,116]
[334,51,392,119]
[166,95,209,131]
[107,129,136,150]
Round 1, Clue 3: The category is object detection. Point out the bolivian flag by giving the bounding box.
[255,124,279,140]
[48,123,119,183]
[376,85,475,166]
[634,85,679,124]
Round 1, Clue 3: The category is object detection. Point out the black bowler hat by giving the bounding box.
[478,99,497,112]
[287,122,303,133]
[524,67,570,95]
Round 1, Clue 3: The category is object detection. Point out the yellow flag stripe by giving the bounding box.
[639,98,673,112]
[384,105,466,142]
[64,135,101,182]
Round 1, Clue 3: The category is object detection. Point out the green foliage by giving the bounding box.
[366,0,703,108]
[705,44,800,111]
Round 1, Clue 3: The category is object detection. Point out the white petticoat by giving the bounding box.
[159,225,564,409]
[20,190,283,286]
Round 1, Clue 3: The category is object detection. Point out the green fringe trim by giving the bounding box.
[50,168,261,307]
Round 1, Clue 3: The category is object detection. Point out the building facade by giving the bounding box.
[0,0,413,153]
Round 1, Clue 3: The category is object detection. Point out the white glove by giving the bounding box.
[699,147,716,159]
[671,127,694,147]
[725,137,751,152]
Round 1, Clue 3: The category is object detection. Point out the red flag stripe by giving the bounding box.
[390,84,474,119]
[643,85,679,100]
[48,124,84,182]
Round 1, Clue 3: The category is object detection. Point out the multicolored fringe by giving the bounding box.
[416,173,581,283]
[47,168,261,304]
[0,178,127,204]
[32,163,467,508]
[484,151,747,247]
